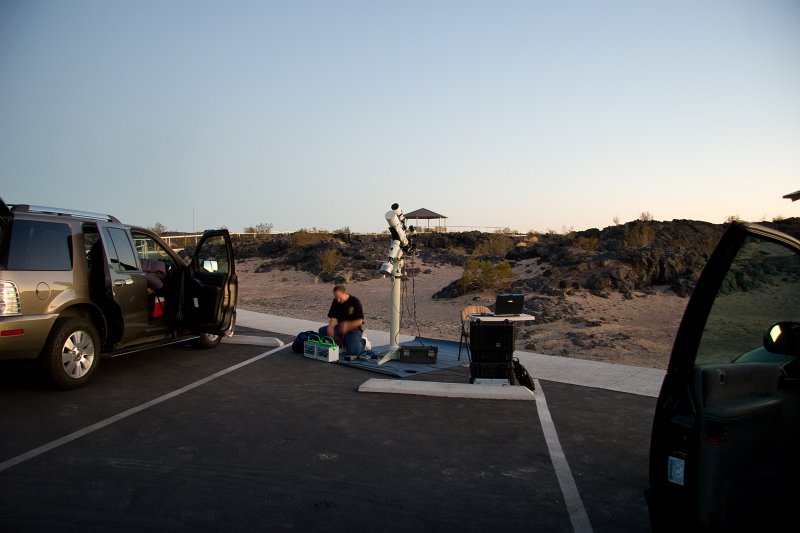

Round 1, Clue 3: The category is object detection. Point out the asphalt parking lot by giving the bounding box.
[0,331,656,532]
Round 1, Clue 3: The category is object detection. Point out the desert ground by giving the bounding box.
[236,257,688,370]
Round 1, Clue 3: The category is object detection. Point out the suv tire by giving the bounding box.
[195,332,222,349]
[41,317,101,390]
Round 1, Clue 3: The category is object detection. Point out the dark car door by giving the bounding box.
[183,229,237,335]
[95,222,149,345]
[649,222,800,532]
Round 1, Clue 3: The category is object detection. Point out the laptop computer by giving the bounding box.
[494,293,524,316]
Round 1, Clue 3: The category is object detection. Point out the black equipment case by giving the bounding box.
[469,320,515,363]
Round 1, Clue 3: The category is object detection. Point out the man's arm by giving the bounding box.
[338,318,363,335]
[326,317,338,338]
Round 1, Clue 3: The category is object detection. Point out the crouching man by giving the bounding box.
[319,285,365,356]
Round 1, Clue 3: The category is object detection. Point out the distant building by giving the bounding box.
[404,208,447,232]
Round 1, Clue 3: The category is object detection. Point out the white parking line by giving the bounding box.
[533,378,593,533]
[0,344,287,474]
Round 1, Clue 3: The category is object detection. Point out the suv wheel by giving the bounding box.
[195,332,222,349]
[41,317,101,390]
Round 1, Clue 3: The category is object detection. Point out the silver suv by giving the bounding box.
[0,198,238,389]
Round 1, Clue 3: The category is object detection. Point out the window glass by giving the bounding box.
[696,236,800,365]
[195,235,229,273]
[132,232,175,265]
[100,228,119,268]
[7,220,72,271]
[106,227,139,272]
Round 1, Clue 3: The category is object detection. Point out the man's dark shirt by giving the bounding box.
[327,295,364,330]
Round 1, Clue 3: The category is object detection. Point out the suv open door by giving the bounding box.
[649,222,800,531]
[184,229,237,335]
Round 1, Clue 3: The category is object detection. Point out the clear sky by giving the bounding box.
[2,0,799,234]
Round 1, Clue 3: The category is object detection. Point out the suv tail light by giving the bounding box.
[0,281,21,316]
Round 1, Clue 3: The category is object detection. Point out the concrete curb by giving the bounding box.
[223,335,284,348]
[359,378,536,400]
[514,352,665,398]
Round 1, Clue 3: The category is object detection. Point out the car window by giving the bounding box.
[194,235,229,274]
[696,235,800,365]
[6,220,72,271]
[104,227,139,272]
[131,232,176,266]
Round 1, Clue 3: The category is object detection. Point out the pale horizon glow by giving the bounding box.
[1,0,798,234]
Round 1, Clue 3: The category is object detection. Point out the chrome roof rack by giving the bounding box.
[9,204,120,223]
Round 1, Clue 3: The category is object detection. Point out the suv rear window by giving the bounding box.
[105,227,139,271]
[6,220,73,271]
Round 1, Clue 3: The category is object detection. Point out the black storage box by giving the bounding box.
[398,345,438,364]
[470,320,515,362]
[470,348,514,364]
[469,361,515,384]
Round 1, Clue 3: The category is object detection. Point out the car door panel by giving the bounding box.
[183,230,237,334]
[96,223,148,345]
[650,223,800,531]
[188,274,224,323]
[694,363,786,529]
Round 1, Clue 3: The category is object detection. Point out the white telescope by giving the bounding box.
[377,203,414,364]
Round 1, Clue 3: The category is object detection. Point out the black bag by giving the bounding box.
[292,330,317,354]
[513,357,535,391]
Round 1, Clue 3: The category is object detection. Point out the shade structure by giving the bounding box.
[404,208,447,231]
[783,190,800,202]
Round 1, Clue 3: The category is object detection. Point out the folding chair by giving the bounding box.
[458,305,491,361]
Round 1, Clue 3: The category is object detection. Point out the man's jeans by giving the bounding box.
[318,326,364,355]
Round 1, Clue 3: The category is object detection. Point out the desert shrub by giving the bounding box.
[574,236,599,252]
[318,249,341,274]
[473,234,514,257]
[460,259,515,293]
[292,229,331,246]
[623,223,656,248]
[460,258,481,292]
[243,222,273,235]
[639,211,654,222]
[484,261,515,289]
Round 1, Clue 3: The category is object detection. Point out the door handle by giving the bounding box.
[114,279,134,286]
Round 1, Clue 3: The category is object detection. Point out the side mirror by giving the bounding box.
[764,322,800,356]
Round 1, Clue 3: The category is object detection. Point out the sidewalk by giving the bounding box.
[235,308,666,398]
